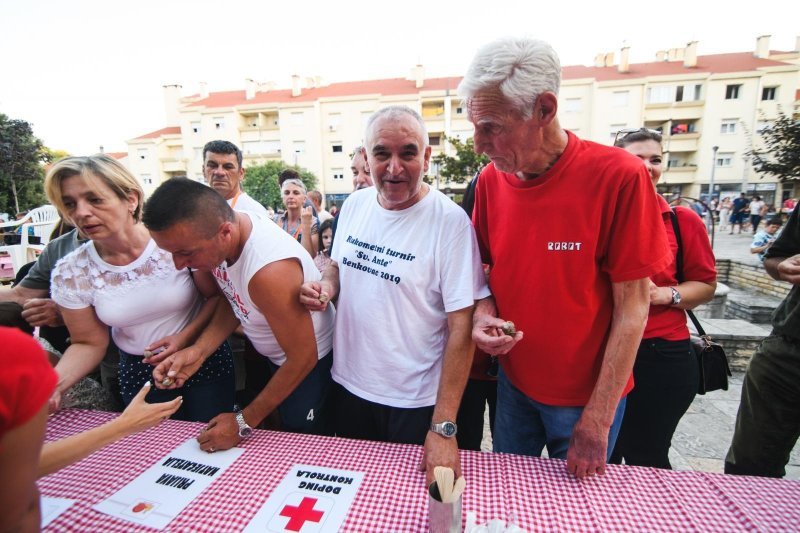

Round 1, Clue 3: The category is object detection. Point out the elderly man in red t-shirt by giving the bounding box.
[460,37,670,478]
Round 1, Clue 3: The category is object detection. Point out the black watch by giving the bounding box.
[430,420,457,438]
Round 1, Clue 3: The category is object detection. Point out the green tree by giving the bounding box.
[0,113,50,216]
[243,161,318,209]
[431,135,489,184]
[749,110,800,182]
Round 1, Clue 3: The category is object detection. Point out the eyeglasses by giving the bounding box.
[613,127,661,146]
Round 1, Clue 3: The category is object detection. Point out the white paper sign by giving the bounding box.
[244,464,364,532]
[41,497,75,528]
[93,438,244,530]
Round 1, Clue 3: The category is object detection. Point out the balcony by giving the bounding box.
[665,133,700,152]
[161,159,187,172]
[663,165,697,183]
[644,101,705,122]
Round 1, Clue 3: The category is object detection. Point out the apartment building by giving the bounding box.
[128,35,800,207]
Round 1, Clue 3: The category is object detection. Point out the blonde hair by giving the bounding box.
[45,154,144,221]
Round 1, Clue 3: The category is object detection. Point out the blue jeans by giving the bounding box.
[494,367,626,460]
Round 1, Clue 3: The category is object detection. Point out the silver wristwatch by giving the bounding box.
[235,410,253,438]
[430,420,457,438]
[669,287,682,306]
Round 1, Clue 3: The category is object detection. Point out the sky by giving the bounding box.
[2,0,799,155]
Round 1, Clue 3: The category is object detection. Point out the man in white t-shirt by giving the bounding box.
[300,106,489,484]
[143,178,335,452]
[203,140,270,217]
[307,190,333,223]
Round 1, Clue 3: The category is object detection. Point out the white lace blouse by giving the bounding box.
[51,239,202,355]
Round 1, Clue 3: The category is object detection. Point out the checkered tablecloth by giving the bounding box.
[41,410,800,532]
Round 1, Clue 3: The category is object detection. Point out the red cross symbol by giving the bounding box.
[279,496,324,531]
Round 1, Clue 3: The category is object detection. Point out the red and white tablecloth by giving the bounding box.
[41,410,799,532]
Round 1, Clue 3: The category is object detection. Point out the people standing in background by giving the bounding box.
[749,195,765,234]
[202,140,269,218]
[308,191,333,223]
[718,197,732,232]
[274,179,319,258]
[730,193,750,235]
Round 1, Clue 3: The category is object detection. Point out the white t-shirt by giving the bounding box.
[317,209,334,223]
[749,200,765,215]
[51,239,202,355]
[331,187,490,408]
[213,212,334,365]
[229,191,270,218]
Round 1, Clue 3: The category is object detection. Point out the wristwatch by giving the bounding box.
[430,420,458,438]
[235,410,253,438]
[669,287,682,306]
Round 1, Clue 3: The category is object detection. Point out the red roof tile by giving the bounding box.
[183,53,793,111]
[106,152,128,160]
[133,126,181,140]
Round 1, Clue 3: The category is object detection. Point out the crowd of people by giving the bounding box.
[3,36,800,531]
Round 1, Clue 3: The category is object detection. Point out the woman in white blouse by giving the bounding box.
[45,155,234,422]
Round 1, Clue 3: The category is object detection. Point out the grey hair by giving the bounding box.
[281,178,307,194]
[458,37,562,119]
[364,106,429,147]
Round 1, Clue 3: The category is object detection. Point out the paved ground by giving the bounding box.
[480,227,800,480]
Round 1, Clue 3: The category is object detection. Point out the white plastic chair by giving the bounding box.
[0,205,60,275]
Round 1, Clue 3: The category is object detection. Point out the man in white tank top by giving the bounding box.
[144,178,334,452]
[300,106,489,486]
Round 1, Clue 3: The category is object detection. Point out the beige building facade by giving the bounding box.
[128,36,800,207]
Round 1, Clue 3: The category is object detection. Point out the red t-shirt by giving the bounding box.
[645,198,717,340]
[472,131,671,406]
[0,327,57,441]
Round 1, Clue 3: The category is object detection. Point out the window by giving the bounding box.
[213,116,225,130]
[668,158,679,169]
[761,87,777,101]
[725,85,741,100]
[332,169,344,180]
[756,121,771,134]
[429,135,441,146]
[455,107,464,115]
[141,174,152,185]
[646,86,672,104]
[293,141,305,154]
[720,119,738,135]
[612,91,629,108]
[716,152,734,167]
[242,141,262,155]
[332,144,343,153]
[264,140,281,154]
[245,116,258,128]
[191,121,201,134]
[675,86,684,102]
[693,84,703,101]
[564,98,582,113]
[137,149,147,160]
[290,112,304,126]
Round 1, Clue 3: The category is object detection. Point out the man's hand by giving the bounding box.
[142,334,185,365]
[648,281,672,306]
[21,298,63,327]
[566,414,609,479]
[472,312,523,355]
[152,346,205,389]
[197,413,241,452]
[777,254,800,285]
[419,432,461,486]
[299,281,332,312]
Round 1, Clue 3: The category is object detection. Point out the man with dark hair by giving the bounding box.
[202,140,269,217]
[730,192,750,235]
[144,178,335,452]
[751,217,783,262]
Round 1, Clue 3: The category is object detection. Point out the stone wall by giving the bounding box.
[715,259,791,299]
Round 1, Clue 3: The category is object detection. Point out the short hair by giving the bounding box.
[278,168,300,186]
[349,146,364,159]
[307,190,323,205]
[364,106,428,147]
[202,140,242,169]
[458,37,562,119]
[45,154,144,222]
[143,177,234,237]
[766,217,783,227]
[614,128,663,148]
[281,178,307,194]
[0,302,33,334]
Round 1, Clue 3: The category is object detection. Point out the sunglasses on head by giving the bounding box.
[613,127,661,145]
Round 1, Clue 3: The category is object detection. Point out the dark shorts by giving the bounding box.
[265,351,334,436]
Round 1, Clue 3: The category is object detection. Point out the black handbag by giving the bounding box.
[670,209,732,395]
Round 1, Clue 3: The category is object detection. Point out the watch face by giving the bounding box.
[239,427,253,438]
[441,422,457,437]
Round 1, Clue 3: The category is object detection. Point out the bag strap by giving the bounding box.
[668,208,707,338]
